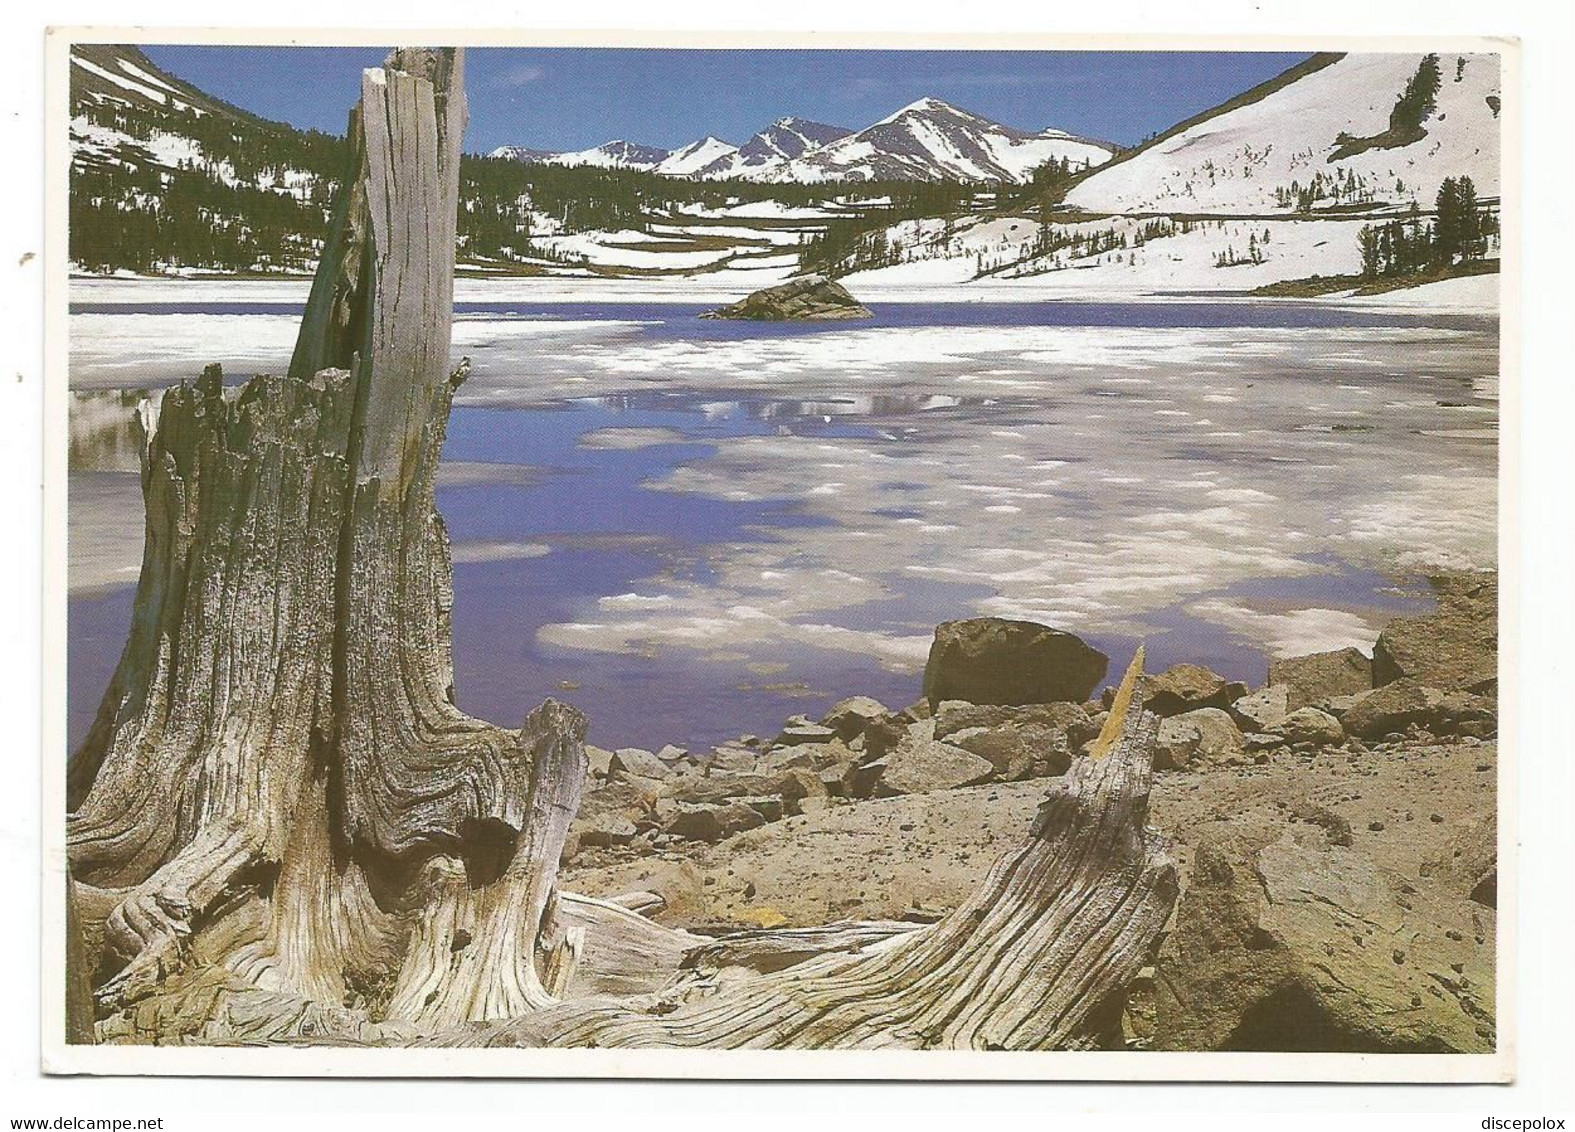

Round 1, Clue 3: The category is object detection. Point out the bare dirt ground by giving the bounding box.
[565,736,1496,933]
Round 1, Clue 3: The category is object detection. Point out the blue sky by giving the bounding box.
[143,46,1313,154]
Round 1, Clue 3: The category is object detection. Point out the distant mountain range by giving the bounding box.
[66,43,1500,281]
[493,119,849,177]
[491,98,1119,184]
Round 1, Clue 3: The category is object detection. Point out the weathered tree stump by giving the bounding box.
[66,46,548,1026]
[66,48,1178,1052]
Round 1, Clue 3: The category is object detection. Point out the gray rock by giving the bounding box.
[1372,573,1497,693]
[931,701,1086,780]
[756,740,855,775]
[610,747,672,780]
[618,772,669,796]
[773,767,829,808]
[655,744,690,762]
[876,738,994,796]
[739,796,785,823]
[1341,679,1496,740]
[572,812,638,849]
[900,698,934,722]
[707,746,761,773]
[1318,693,1364,719]
[859,713,912,761]
[1272,706,1345,747]
[571,781,652,849]
[931,700,1087,741]
[952,728,1072,781]
[699,274,874,322]
[1145,664,1249,716]
[773,716,840,747]
[1230,684,1291,732]
[922,617,1108,707]
[1166,707,1246,768]
[585,744,615,780]
[819,696,890,742]
[1154,716,1202,771]
[839,755,888,800]
[1423,815,1496,908]
[659,772,781,805]
[1268,648,1374,711]
[663,801,767,843]
[1150,830,1495,1053]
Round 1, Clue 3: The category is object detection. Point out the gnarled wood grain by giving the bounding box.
[67,48,536,1027]
[430,655,1176,1051]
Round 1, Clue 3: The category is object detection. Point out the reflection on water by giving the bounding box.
[70,389,149,473]
[576,391,978,426]
[66,299,1497,754]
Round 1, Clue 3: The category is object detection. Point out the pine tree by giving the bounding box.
[1359,225,1381,279]
[1433,174,1482,266]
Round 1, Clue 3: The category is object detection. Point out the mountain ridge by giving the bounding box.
[491,97,1116,185]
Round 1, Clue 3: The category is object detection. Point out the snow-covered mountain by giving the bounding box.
[695,118,856,178]
[767,98,1116,184]
[490,139,672,170]
[491,99,1114,184]
[734,117,854,167]
[489,119,855,179]
[71,43,254,121]
[1064,52,1501,214]
[655,136,741,177]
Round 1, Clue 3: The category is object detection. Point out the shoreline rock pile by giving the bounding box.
[561,570,1499,1053]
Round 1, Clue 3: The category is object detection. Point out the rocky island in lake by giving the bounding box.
[700,274,874,321]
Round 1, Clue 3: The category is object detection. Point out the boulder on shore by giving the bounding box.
[819,696,890,742]
[699,274,873,321]
[1340,679,1496,740]
[875,733,994,796]
[1149,831,1495,1053]
[772,716,839,748]
[1231,684,1291,732]
[610,746,672,780]
[1372,573,1498,693]
[1271,706,1345,747]
[1145,663,1248,716]
[1267,648,1373,711]
[664,800,766,843]
[922,618,1108,708]
[1155,707,1246,770]
[932,701,1090,781]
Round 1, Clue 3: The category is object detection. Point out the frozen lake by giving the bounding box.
[67,291,1498,752]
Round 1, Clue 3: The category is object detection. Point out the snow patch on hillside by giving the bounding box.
[657,137,741,177]
[1065,53,1501,214]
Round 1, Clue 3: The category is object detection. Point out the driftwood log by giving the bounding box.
[66,48,1178,1051]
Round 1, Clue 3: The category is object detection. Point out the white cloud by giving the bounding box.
[492,64,545,88]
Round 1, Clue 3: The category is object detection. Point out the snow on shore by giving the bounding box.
[70,260,1500,315]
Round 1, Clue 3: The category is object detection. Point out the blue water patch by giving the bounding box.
[71,298,1492,335]
[439,394,904,748]
[67,586,134,752]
